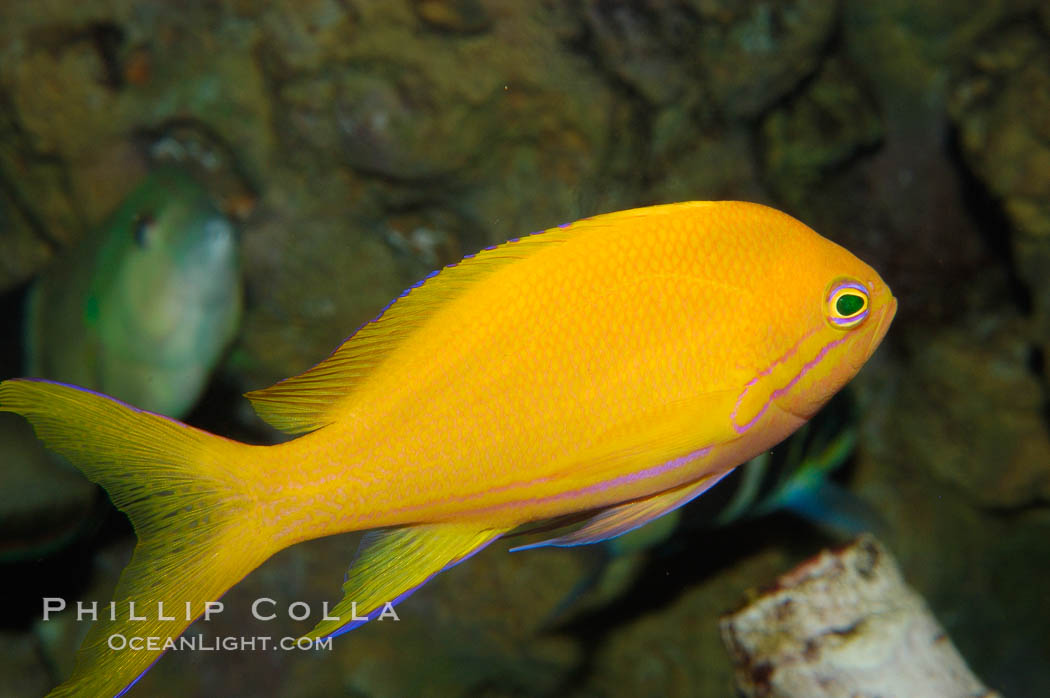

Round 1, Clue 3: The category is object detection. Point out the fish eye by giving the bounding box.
[132,213,156,248]
[826,281,869,329]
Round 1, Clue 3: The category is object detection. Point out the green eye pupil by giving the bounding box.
[836,293,865,316]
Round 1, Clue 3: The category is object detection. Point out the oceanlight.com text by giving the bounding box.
[107,634,334,652]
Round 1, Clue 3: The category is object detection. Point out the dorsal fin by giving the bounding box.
[245,203,718,433]
[246,205,705,433]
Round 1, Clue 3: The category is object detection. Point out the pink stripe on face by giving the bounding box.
[730,334,848,435]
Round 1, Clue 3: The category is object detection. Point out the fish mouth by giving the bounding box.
[776,292,897,422]
[862,295,897,363]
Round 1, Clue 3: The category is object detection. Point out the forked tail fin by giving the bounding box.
[0,379,273,697]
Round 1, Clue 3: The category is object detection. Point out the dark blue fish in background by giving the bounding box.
[547,391,881,622]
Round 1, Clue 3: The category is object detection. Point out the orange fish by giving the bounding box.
[0,201,895,696]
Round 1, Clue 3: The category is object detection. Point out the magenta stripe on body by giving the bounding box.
[372,446,714,522]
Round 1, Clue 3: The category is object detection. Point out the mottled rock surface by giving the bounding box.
[721,536,999,698]
[951,23,1050,341]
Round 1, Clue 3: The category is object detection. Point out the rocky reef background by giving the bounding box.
[2,1,1049,696]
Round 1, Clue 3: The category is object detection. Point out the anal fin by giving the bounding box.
[510,469,734,551]
[302,522,511,640]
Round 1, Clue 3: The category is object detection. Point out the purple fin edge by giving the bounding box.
[508,469,734,552]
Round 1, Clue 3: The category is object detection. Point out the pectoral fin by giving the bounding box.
[302,522,511,640]
[560,390,740,487]
[510,469,734,551]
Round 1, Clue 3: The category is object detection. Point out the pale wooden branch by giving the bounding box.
[719,535,1000,698]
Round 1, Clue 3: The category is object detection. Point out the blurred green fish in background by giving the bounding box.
[1,167,242,564]
[24,166,242,417]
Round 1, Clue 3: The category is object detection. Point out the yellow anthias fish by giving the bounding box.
[0,201,896,696]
